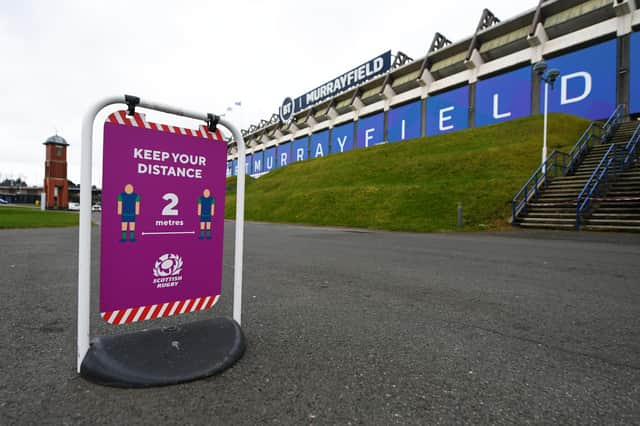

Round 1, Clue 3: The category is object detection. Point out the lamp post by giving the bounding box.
[221,101,244,174]
[221,101,243,124]
[221,101,244,144]
[533,61,560,175]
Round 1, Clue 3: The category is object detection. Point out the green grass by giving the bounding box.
[0,206,79,229]
[227,113,590,232]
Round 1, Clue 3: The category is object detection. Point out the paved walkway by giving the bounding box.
[1,223,639,424]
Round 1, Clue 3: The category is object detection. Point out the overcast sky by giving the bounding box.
[0,0,531,186]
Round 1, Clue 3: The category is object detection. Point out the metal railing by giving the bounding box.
[602,104,626,141]
[565,104,625,174]
[623,123,640,169]
[565,123,603,174]
[512,150,569,224]
[575,144,624,230]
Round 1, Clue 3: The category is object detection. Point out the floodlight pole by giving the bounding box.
[78,96,246,372]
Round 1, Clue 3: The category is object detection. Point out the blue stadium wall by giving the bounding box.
[228,33,640,177]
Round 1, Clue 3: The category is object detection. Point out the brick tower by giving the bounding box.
[43,135,69,209]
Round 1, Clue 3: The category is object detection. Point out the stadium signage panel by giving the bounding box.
[277,142,291,168]
[311,130,329,158]
[540,39,617,120]
[631,31,640,115]
[264,147,277,172]
[281,51,392,120]
[100,121,226,321]
[388,100,422,142]
[252,150,264,174]
[331,122,355,154]
[426,85,470,136]
[357,112,384,148]
[476,67,531,127]
[245,154,252,175]
[292,137,309,163]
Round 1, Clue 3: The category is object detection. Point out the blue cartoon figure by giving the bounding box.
[197,188,215,240]
[117,183,140,242]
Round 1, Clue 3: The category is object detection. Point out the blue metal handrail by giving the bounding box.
[575,144,624,230]
[512,150,569,224]
[565,105,625,174]
[623,123,640,168]
[602,104,625,140]
[565,123,603,174]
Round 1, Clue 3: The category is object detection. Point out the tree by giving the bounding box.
[0,178,27,187]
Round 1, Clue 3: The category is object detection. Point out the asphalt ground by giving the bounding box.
[1,221,639,424]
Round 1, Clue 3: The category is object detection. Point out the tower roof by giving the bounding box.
[43,135,69,146]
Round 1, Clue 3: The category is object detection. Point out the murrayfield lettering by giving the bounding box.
[287,51,391,114]
[303,56,387,106]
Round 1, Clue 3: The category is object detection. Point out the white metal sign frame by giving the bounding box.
[77,95,246,372]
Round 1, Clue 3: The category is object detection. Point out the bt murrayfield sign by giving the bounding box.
[280,51,392,122]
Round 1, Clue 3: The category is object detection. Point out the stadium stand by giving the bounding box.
[227,0,638,163]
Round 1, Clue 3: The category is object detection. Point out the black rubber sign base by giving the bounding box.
[80,317,245,388]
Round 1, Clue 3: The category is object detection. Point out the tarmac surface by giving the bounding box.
[1,221,640,424]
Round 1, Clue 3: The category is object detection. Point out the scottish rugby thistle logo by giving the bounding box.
[154,253,183,277]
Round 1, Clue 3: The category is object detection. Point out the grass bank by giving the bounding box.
[225,113,590,232]
[0,206,79,229]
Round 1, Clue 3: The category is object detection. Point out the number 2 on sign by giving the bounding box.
[162,193,179,216]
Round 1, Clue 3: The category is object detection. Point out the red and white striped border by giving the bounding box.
[101,295,220,325]
[106,110,224,141]
[101,110,223,325]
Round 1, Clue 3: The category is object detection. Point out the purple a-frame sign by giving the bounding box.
[77,96,247,387]
[100,111,227,324]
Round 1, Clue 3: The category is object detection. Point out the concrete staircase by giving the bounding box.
[517,120,639,231]
[582,160,640,231]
